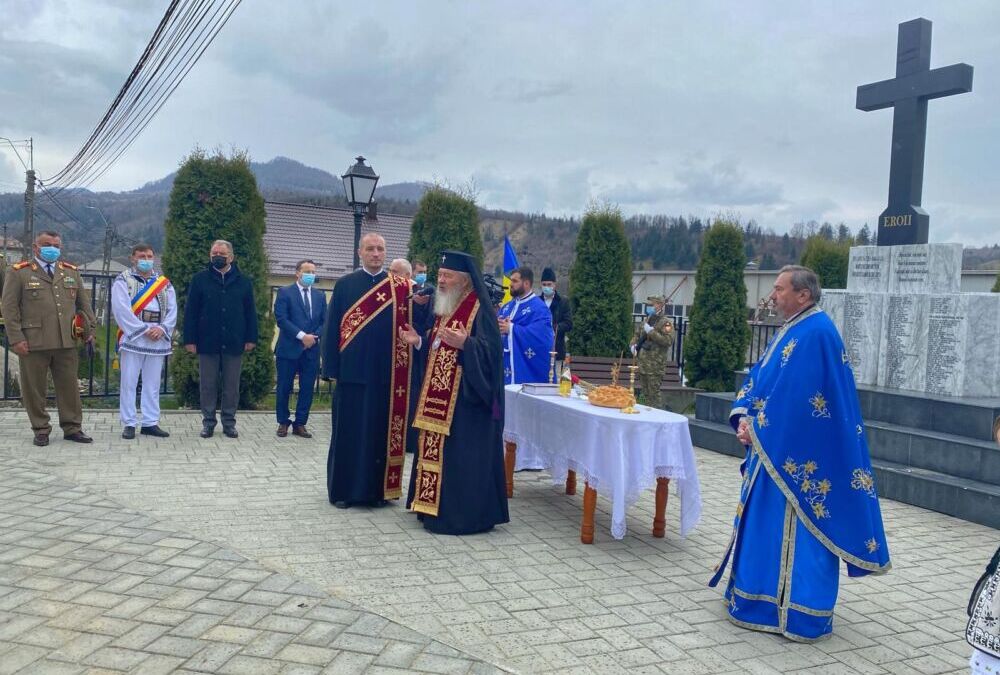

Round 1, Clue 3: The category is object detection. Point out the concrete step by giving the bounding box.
[689,418,1000,530]
[857,386,1000,442]
[695,392,737,426]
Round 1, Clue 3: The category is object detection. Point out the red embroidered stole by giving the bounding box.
[338,273,412,498]
[410,291,480,516]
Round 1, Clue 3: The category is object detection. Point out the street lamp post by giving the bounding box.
[341,156,379,270]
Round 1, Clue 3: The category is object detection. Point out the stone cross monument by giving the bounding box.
[856,18,973,246]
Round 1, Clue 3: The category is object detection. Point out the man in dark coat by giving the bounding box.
[401,250,509,535]
[539,267,572,377]
[183,239,258,439]
[322,233,412,508]
[273,259,326,438]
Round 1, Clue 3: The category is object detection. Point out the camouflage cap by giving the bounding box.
[646,295,666,304]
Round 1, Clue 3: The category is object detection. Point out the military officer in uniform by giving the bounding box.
[630,295,675,410]
[1,231,97,446]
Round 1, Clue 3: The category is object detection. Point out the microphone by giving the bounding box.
[409,286,435,299]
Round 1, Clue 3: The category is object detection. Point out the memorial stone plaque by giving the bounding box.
[818,289,847,336]
[961,293,1000,397]
[847,246,892,292]
[843,292,885,386]
[878,294,929,391]
[888,243,962,294]
[924,294,966,396]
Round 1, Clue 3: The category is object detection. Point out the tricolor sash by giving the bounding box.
[339,273,412,498]
[410,291,480,516]
[116,275,171,347]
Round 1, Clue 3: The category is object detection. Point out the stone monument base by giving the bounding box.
[689,371,1000,530]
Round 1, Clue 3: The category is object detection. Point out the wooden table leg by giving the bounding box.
[566,470,577,495]
[504,441,516,498]
[653,477,670,538]
[581,483,597,544]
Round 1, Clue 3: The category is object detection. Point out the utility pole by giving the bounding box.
[23,166,35,260]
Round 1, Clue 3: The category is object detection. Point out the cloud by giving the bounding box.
[493,78,573,104]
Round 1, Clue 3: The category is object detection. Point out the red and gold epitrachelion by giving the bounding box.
[410,291,480,516]
[339,273,412,499]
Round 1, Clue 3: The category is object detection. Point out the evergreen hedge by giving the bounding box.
[567,204,633,357]
[162,149,274,409]
[683,220,750,391]
[800,236,850,289]
[408,187,483,279]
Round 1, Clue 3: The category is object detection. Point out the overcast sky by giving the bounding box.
[1,0,998,244]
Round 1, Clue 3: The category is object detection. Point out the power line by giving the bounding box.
[43,0,243,193]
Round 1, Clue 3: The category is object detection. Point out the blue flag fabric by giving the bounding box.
[710,306,890,641]
[502,236,518,304]
[498,293,554,385]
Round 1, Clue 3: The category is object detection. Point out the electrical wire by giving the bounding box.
[43,0,242,193]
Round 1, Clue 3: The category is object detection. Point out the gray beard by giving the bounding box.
[434,286,464,317]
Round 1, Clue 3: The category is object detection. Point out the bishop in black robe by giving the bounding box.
[403,251,509,535]
[323,262,409,507]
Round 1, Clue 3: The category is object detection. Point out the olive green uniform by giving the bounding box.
[1,260,96,436]
[634,313,675,409]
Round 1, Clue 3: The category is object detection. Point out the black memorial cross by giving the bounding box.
[856,18,973,246]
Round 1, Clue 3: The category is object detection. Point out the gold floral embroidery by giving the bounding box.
[781,338,798,367]
[865,538,879,554]
[341,306,366,341]
[752,397,767,411]
[429,349,458,391]
[809,392,831,419]
[851,468,877,498]
[783,458,831,519]
[756,410,768,428]
[736,378,754,400]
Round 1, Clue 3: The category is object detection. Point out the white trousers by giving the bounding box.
[119,350,164,428]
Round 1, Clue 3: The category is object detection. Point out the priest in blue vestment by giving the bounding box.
[710,265,890,642]
[401,250,509,535]
[497,266,554,385]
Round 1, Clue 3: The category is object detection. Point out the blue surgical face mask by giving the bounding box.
[136,259,154,273]
[300,273,316,286]
[541,286,555,296]
[645,307,656,316]
[414,273,427,285]
[39,246,61,263]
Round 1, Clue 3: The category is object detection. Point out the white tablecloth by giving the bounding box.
[503,384,702,539]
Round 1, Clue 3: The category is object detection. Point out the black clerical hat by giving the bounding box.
[541,267,556,283]
[439,250,478,275]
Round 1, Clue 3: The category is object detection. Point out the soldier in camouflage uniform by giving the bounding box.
[631,295,675,410]
[1,231,97,446]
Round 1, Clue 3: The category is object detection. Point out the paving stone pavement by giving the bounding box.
[0,409,993,674]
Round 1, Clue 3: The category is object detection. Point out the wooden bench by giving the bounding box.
[568,355,701,412]
[568,355,681,392]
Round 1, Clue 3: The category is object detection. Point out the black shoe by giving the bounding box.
[64,431,93,444]
[122,426,136,440]
[333,501,350,509]
[200,426,214,438]
[372,499,390,508]
[33,432,49,447]
[140,425,170,438]
[223,427,238,439]
[292,425,312,439]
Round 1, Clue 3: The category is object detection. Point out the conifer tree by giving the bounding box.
[683,220,750,391]
[408,187,483,278]
[568,204,633,357]
[163,149,274,408]
[800,236,850,289]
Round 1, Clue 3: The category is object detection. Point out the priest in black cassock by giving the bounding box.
[401,250,509,535]
[322,233,413,508]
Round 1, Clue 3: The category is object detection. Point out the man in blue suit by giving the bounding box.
[274,259,325,438]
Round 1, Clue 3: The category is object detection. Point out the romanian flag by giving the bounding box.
[502,235,519,304]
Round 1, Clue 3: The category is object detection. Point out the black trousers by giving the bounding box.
[198,352,243,429]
